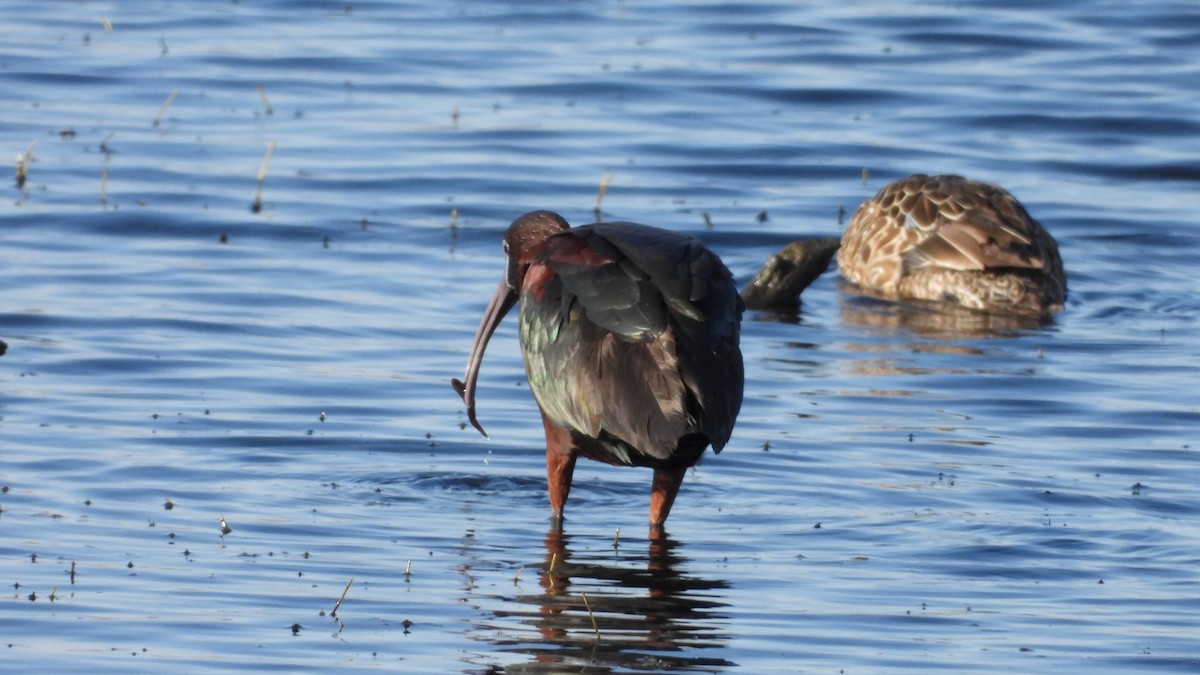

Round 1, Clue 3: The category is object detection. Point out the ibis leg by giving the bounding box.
[649,466,687,535]
[541,414,578,525]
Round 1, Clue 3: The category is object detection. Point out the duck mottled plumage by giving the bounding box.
[837,174,1066,315]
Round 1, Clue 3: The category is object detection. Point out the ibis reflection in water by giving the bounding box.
[453,211,743,536]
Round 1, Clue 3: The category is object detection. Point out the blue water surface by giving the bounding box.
[1,1,1198,672]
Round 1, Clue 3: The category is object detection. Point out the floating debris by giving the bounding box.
[251,139,276,213]
[255,83,274,116]
[331,577,353,617]
[152,90,177,128]
[580,592,601,639]
[15,139,36,188]
[593,173,611,221]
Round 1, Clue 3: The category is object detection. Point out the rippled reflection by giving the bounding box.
[475,529,733,672]
[837,282,1054,339]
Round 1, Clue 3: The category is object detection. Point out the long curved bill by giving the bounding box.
[451,278,518,438]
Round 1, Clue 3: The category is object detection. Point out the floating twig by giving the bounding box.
[15,140,36,188]
[255,83,274,116]
[548,552,558,575]
[594,173,611,221]
[580,592,601,639]
[702,212,714,229]
[219,516,232,535]
[861,167,869,185]
[512,565,525,584]
[101,18,113,33]
[251,139,276,213]
[404,560,412,583]
[613,527,620,551]
[331,577,354,617]
[256,140,276,184]
[100,166,108,206]
[152,90,177,128]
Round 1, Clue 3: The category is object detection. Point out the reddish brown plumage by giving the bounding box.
[453,210,743,535]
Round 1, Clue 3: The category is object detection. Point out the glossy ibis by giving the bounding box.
[452,211,743,534]
[838,174,1066,315]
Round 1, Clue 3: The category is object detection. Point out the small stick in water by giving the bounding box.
[255,84,274,116]
[594,173,611,221]
[404,560,412,583]
[613,527,620,551]
[15,140,36,188]
[251,140,276,213]
[152,90,177,128]
[581,592,601,639]
[331,577,354,617]
[512,565,525,584]
[100,165,108,206]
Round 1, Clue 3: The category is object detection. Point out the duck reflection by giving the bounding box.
[489,529,733,672]
[838,284,1055,340]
